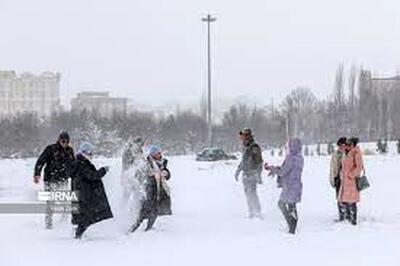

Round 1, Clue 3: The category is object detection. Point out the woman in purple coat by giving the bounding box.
[265,138,304,234]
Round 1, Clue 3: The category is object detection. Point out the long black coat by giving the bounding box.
[68,155,113,226]
[34,142,75,183]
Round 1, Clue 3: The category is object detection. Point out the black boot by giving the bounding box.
[145,214,157,231]
[349,203,357,225]
[288,217,298,234]
[75,224,88,239]
[287,204,298,234]
[129,218,143,233]
[337,202,346,222]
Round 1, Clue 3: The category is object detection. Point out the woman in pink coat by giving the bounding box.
[338,137,363,225]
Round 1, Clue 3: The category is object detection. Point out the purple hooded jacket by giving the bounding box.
[276,138,304,203]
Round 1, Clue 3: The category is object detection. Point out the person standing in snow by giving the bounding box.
[67,142,113,239]
[235,128,264,219]
[33,131,75,229]
[338,137,363,225]
[329,137,347,221]
[129,145,172,233]
[265,138,304,234]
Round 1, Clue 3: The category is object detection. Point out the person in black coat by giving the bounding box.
[67,142,113,239]
[129,145,172,233]
[33,131,75,229]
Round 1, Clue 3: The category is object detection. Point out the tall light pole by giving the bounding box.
[202,14,217,147]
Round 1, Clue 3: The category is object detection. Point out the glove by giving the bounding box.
[103,166,110,173]
[161,170,169,178]
[33,175,41,184]
[264,162,272,171]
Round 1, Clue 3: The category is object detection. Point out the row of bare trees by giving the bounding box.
[1,65,399,157]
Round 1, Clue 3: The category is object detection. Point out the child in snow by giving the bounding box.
[265,138,304,234]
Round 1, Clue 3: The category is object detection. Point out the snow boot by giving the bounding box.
[145,215,157,231]
[337,202,346,222]
[75,224,88,239]
[349,203,357,226]
[129,218,143,233]
[288,216,298,234]
[287,206,298,234]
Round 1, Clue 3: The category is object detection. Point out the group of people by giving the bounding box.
[234,129,365,234]
[32,129,365,238]
[33,132,172,239]
[235,128,303,234]
[329,137,364,225]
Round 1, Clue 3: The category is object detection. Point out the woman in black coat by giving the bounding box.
[68,142,113,239]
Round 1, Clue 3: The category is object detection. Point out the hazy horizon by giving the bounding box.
[1,0,400,109]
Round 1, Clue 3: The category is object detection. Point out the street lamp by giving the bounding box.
[202,14,217,147]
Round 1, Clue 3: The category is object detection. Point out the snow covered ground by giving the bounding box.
[0,154,399,266]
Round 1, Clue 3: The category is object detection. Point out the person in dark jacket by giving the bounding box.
[265,138,304,234]
[33,131,75,229]
[329,137,347,221]
[129,145,172,233]
[67,142,113,239]
[234,128,263,219]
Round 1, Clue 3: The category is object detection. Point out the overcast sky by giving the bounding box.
[1,0,400,109]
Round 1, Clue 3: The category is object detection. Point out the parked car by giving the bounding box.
[196,148,237,161]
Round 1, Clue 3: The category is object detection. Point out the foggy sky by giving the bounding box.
[1,0,400,109]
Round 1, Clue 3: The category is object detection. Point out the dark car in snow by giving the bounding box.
[196,148,237,161]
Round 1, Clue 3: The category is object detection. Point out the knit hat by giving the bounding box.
[239,128,252,136]
[78,141,94,156]
[337,137,347,146]
[347,137,359,146]
[147,145,162,155]
[59,131,70,141]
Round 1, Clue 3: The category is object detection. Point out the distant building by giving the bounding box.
[0,71,60,118]
[360,70,400,94]
[71,91,127,117]
[358,70,400,139]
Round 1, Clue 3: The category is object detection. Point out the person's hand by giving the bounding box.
[33,175,41,184]
[161,170,169,178]
[264,163,273,171]
[103,166,110,173]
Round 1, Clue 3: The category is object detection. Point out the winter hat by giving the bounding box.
[347,137,359,146]
[337,137,347,146]
[77,141,94,156]
[59,131,70,141]
[147,145,162,156]
[288,138,302,155]
[239,128,252,136]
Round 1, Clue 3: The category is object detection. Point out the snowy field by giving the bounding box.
[0,154,399,266]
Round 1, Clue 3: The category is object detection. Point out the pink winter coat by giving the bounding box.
[338,146,363,203]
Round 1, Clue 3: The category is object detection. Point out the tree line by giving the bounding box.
[1,65,400,157]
